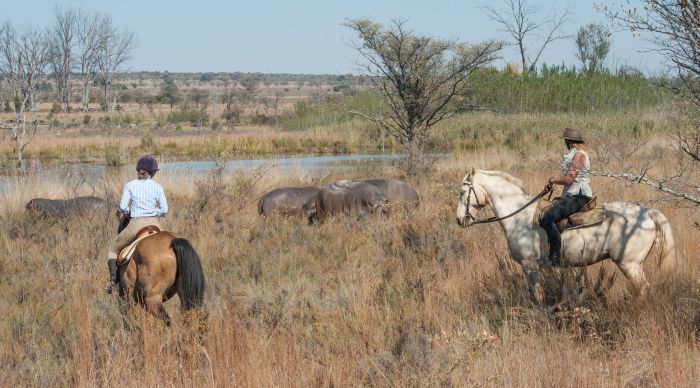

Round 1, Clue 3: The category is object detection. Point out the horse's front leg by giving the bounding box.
[117,285,135,330]
[521,259,545,305]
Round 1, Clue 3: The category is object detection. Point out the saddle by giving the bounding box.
[534,196,606,233]
[117,226,161,266]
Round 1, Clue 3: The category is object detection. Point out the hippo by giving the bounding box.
[364,179,419,209]
[25,196,109,218]
[302,182,388,223]
[258,186,321,217]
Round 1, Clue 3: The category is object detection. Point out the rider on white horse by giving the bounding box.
[540,127,592,266]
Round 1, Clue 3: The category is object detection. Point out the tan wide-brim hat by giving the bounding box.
[562,127,584,143]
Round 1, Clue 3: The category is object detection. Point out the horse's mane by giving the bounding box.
[477,170,528,194]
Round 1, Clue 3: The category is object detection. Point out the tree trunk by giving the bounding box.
[82,80,90,111]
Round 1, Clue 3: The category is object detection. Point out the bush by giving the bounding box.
[104,143,123,166]
[50,102,61,113]
[82,115,92,125]
[166,107,209,127]
[140,133,155,149]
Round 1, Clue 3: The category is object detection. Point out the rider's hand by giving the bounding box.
[544,177,554,192]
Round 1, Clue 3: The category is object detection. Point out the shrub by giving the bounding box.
[166,107,209,127]
[104,143,123,166]
[140,133,155,149]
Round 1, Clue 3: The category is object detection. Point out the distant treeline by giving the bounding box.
[113,71,371,86]
[278,65,674,131]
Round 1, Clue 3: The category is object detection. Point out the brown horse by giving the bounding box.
[116,217,206,325]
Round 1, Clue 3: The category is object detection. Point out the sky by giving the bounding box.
[3,0,670,75]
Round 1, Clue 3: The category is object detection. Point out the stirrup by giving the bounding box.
[545,253,561,267]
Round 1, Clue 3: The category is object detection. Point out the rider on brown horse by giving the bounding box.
[540,127,593,266]
[105,155,169,294]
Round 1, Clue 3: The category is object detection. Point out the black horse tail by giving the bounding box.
[170,238,206,309]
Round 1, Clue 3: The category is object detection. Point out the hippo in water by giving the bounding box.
[26,196,109,218]
[302,182,388,223]
[258,186,321,217]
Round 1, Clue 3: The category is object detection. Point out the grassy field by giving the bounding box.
[0,109,698,386]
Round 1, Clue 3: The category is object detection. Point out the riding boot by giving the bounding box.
[548,251,561,266]
[105,259,118,294]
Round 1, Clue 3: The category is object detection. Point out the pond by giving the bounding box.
[0,153,407,193]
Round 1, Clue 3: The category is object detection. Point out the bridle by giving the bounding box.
[459,181,551,227]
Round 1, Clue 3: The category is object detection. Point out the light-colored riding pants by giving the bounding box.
[108,217,162,260]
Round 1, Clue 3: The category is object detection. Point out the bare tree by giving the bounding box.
[49,7,77,112]
[75,11,105,111]
[273,90,283,126]
[343,18,502,167]
[598,0,700,204]
[484,0,570,73]
[0,22,50,171]
[221,81,240,124]
[95,16,136,111]
[602,0,700,104]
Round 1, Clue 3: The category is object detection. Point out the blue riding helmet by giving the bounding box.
[136,155,159,173]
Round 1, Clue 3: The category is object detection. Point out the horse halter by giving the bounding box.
[460,182,483,227]
[459,181,552,228]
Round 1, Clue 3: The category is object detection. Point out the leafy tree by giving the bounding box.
[159,75,182,109]
[343,18,502,168]
[575,23,610,73]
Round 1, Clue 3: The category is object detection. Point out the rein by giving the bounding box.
[462,184,551,226]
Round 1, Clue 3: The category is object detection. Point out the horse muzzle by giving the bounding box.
[457,215,471,228]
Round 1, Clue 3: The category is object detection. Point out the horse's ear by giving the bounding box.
[465,167,475,183]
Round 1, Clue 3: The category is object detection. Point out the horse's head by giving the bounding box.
[456,168,489,227]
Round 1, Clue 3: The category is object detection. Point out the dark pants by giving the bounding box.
[539,195,590,258]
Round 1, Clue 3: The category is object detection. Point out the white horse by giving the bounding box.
[455,168,676,302]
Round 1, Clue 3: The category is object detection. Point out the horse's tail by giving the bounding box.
[647,208,677,277]
[170,238,206,309]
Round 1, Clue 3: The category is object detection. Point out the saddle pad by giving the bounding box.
[566,207,606,230]
[117,227,160,265]
[534,197,606,230]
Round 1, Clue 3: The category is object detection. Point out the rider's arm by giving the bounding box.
[156,186,168,217]
[118,185,131,215]
[549,151,585,186]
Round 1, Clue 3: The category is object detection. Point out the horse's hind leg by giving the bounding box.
[145,295,172,326]
[617,262,649,297]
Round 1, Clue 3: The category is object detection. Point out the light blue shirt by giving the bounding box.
[119,178,168,218]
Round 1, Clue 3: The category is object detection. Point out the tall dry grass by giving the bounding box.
[0,119,698,386]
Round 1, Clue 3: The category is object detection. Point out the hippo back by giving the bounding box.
[307,182,387,223]
[26,196,108,218]
[364,179,419,205]
[258,186,320,217]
